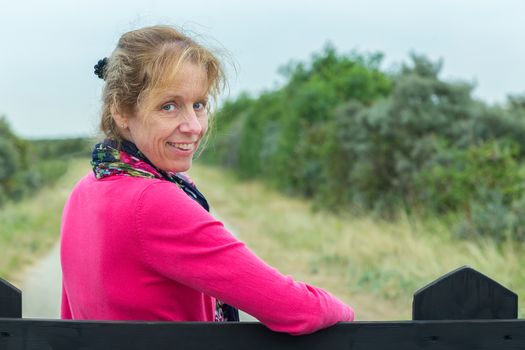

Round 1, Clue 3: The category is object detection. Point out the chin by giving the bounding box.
[166,162,192,173]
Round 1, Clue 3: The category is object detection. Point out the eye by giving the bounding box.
[161,103,178,112]
[193,101,207,111]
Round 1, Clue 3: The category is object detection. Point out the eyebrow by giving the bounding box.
[160,94,209,102]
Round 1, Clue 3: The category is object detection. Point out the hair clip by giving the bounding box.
[94,57,108,80]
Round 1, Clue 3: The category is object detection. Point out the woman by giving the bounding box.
[60,25,354,335]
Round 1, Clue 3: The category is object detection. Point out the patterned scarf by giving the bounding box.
[91,139,239,322]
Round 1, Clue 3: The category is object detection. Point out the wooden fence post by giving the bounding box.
[412,265,517,320]
[0,277,21,318]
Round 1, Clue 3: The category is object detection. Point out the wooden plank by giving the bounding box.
[413,266,517,320]
[0,319,524,350]
[0,278,21,319]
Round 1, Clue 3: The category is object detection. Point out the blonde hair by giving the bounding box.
[99,25,226,142]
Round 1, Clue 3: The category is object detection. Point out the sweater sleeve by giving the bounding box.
[135,181,354,335]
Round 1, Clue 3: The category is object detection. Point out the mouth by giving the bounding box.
[167,142,196,152]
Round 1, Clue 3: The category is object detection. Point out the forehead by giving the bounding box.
[156,62,209,100]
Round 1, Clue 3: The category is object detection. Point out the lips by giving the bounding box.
[167,142,196,151]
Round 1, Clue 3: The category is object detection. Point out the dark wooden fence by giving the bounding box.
[1,266,524,349]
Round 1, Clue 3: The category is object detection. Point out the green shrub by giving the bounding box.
[0,116,91,206]
[204,46,525,242]
[417,140,525,212]
[33,160,69,187]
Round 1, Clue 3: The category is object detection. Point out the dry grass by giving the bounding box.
[0,159,90,285]
[189,162,525,320]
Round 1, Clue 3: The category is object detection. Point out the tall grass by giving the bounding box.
[189,162,525,320]
[0,159,90,284]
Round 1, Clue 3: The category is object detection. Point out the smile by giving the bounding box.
[167,142,195,151]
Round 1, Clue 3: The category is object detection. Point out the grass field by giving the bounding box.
[2,158,523,320]
[0,159,90,285]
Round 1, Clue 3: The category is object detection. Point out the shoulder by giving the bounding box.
[134,178,226,247]
[67,172,177,209]
[138,179,190,202]
[75,172,171,192]
[136,180,207,220]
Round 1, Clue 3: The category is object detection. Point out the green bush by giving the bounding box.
[28,138,92,161]
[33,160,69,187]
[205,46,525,242]
[0,116,91,206]
[416,140,525,212]
[0,117,32,203]
[420,140,525,242]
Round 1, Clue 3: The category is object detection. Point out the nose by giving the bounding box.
[179,108,203,135]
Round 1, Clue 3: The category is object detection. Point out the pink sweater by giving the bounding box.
[60,173,354,335]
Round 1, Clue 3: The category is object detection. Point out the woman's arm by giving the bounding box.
[135,182,354,335]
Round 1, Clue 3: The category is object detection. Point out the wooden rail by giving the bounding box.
[1,266,523,349]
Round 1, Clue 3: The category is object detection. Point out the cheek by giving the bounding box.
[127,121,142,143]
[201,116,209,135]
[128,121,162,151]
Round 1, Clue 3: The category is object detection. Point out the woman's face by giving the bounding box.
[124,62,209,173]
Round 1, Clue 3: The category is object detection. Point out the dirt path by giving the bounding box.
[21,242,61,318]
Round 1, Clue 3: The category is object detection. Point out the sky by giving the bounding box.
[0,0,524,138]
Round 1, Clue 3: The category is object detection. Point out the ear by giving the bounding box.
[110,105,129,129]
